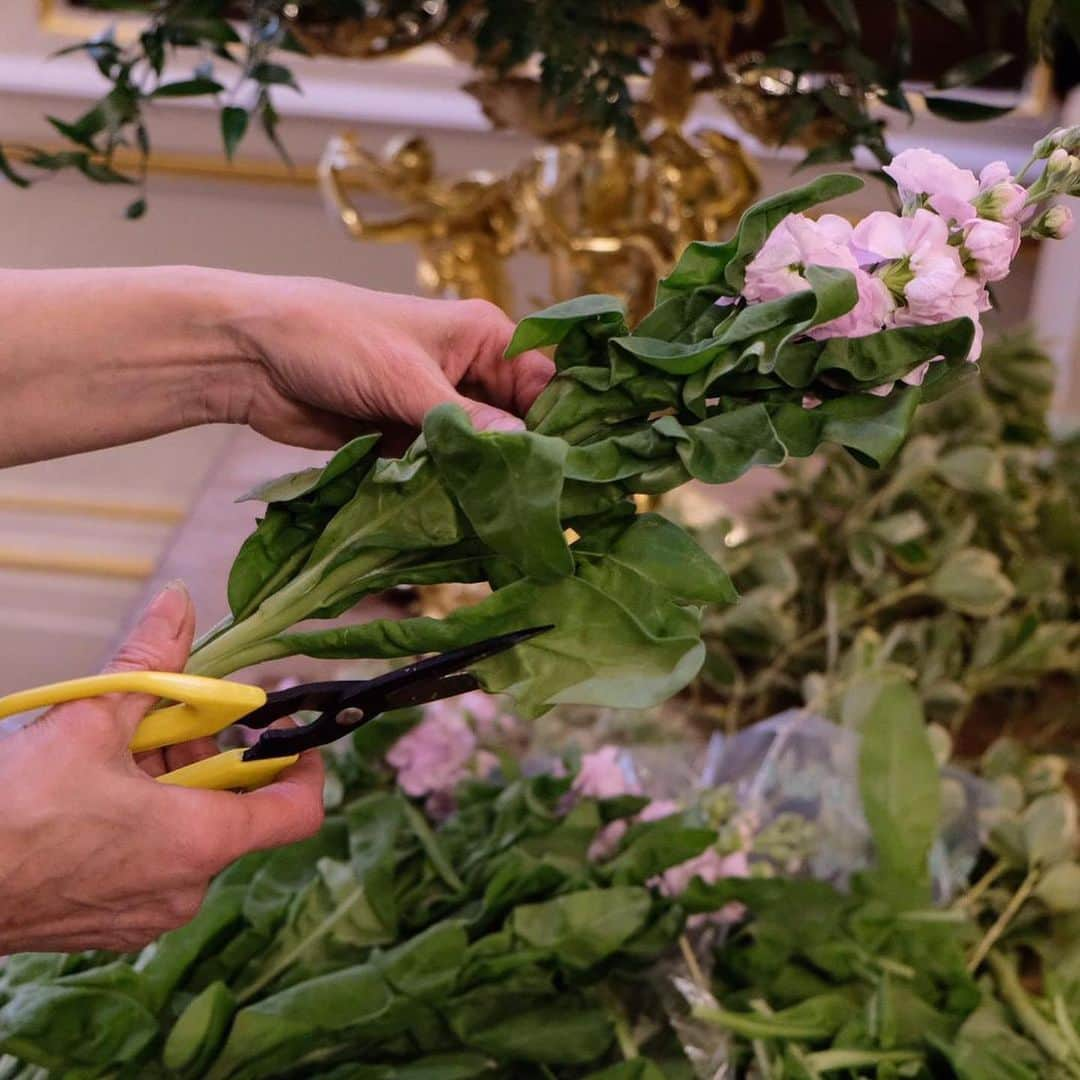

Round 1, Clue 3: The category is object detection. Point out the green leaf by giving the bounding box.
[424,404,573,582]
[854,677,939,904]
[447,988,613,1064]
[654,406,787,483]
[506,294,627,356]
[511,887,652,967]
[0,145,30,188]
[163,980,235,1076]
[936,50,1014,89]
[221,106,249,160]
[152,77,224,98]
[927,548,1015,616]
[923,96,1013,122]
[238,434,381,505]
[250,62,301,92]
[274,514,717,718]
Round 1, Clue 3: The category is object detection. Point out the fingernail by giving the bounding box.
[482,413,526,433]
[142,580,192,635]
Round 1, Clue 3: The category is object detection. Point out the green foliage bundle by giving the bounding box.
[3,0,1078,212]
[182,172,977,719]
[694,331,1079,739]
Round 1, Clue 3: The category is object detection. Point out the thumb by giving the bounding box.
[101,580,196,738]
[452,394,527,434]
[403,370,525,434]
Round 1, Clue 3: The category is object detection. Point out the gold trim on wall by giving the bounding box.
[0,547,154,580]
[38,0,135,40]
[0,493,186,523]
[9,141,318,186]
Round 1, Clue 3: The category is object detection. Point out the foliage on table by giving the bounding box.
[689,329,1080,740]
[672,678,1080,1079]
[2,0,1078,215]
[1,674,1077,1076]
[0,706,753,1079]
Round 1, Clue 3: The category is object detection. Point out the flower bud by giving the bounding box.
[1030,204,1074,239]
[1032,125,1080,158]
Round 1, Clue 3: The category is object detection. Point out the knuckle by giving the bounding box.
[163,889,204,928]
[460,296,504,324]
[107,639,164,673]
[293,794,325,842]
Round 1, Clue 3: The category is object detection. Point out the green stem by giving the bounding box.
[953,858,1007,912]
[988,951,1078,1069]
[968,869,1038,974]
[752,581,927,694]
[1015,153,1038,183]
[186,548,400,678]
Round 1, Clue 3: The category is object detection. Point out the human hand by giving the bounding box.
[0,582,324,954]
[228,279,555,450]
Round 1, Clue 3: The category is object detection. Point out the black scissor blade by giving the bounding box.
[241,625,552,762]
[361,624,554,703]
[382,671,481,710]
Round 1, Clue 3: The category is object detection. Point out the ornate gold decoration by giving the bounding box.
[320,66,760,320]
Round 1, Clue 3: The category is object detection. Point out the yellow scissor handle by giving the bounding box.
[0,671,266,753]
[0,672,301,791]
[156,747,300,791]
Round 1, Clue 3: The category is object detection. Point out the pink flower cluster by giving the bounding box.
[385,690,517,816]
[742,147,1037,384]
[573,746,749,922]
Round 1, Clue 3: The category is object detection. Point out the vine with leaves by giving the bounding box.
[2,0,1078,217]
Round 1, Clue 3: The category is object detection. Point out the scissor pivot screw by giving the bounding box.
[336,707,365,727]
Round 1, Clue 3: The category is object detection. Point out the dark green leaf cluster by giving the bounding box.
[186,174,970,719]
[0,737,715,1078]
[6,1,1080,204]
[692,331,1079,738]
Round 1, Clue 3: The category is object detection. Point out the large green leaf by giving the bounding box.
[271,515,726,717]
[505,294,627,356]
[853,678,940,906]
[424,404,573,582]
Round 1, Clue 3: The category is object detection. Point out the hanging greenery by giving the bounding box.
[2,0,1078,217]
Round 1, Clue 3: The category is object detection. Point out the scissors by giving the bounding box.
[0,626,551,791]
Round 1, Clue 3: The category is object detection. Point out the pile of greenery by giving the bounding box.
[693,331,1079,746]
[677,681,1080,1079]
[4,0,1078,214]
[0,709,747,1079]
[182,172,977,719]
[2,676,1076,1076]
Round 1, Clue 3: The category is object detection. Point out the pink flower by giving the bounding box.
[572,746,640,799]
[587,798,680,863]
[975,161,1029,223]
[657,847,751,926]
[808,269,893,340]
[962,218,1020,283]
[743,213,859,303]
[386,711,476,798]
[1030,204,1075,239]
[892,272,990,361]
[744,213,888,338]
[884,148,979,222]
[854,209,968,321]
